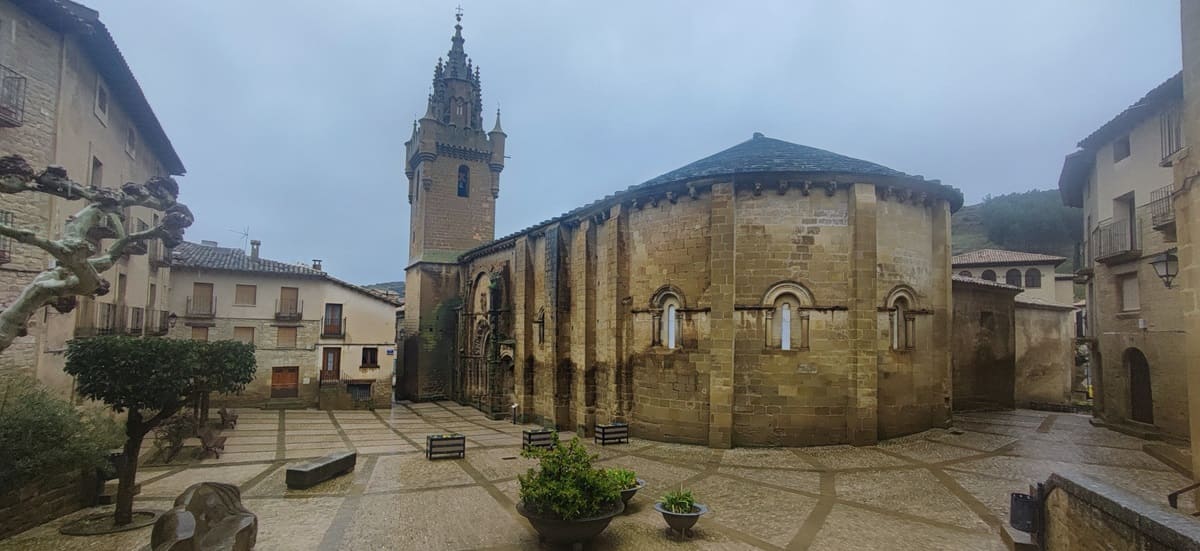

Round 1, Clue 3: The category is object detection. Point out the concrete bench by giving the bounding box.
[286,451,357,490]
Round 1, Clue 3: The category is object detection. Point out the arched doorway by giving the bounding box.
[1124,348,1153,425]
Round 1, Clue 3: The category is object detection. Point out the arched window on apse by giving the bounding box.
[763,282,813,350]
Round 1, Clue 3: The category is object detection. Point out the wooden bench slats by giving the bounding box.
[426,434,466,460]
[594,423,629,446]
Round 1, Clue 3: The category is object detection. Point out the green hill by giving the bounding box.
[951,189,1081,272]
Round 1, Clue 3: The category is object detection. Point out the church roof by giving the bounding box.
[640,132,907,187]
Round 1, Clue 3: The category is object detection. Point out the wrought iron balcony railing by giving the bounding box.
[145,309,170,336]
[1161,106,1185,163]
[1091,218,1141,264]
[1150,184,1175,229]
[185,296,216,318]
[275,298,303,321]
[321,316,346,338]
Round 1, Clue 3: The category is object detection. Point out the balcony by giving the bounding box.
[321,316,346,338]
[86,214,119,241]
[148,240,171,269]
[145,309,170,336]
[123,213,147,255]
[74,302,122,337]
[275,298,303,322]
[0,63,27,128]
[185,296,216,318]
[1161,106,1185,165]
[124,307,145,336]
[1091,218,1141,265]
[1150,184,1175,230]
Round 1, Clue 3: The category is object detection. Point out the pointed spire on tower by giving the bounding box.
[491,108,505,134]
[446,7,469,78]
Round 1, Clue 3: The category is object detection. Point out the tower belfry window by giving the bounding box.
[458,165,470,197]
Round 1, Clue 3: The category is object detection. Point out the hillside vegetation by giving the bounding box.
[952,189,1082,272]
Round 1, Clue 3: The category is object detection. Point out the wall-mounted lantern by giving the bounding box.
[1149,250,1179,288]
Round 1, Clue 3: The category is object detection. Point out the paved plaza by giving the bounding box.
[2,404,1194,550]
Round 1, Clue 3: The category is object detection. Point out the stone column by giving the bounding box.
[847,183,879,445]
[930,199,953,422]
[512,237,530,420]
[708,182,736,448]
[569,220,596,434]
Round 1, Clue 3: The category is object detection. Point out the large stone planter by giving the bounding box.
[653,502,709,537]
[516,500,624,548]
[619,479,646,506]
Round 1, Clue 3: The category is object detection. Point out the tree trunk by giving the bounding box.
[199,392,211,427]
[114,410,146,526]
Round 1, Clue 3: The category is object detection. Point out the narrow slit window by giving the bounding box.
[666,304,677,349]
[780,303,792,350]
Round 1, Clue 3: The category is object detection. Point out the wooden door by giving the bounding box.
[322,347,341,382]
[1127,348,1154,424]
[271,367,299,398]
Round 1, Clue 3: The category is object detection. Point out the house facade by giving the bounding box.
[168,241,400,409]
[0,0,184,396]
[1059,72,1189,439]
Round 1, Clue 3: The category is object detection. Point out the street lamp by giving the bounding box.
[1149,250,1179,288]
[167,312,178,328]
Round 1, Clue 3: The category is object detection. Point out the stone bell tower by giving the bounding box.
[401,10,506,400]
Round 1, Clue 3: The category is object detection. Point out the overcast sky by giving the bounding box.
[86,1,1181,285]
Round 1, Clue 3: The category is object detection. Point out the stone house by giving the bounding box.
[168,241,400,409]
[952,249,1079,408]
[1059,72,1189,439]
[399,16,964,448]
[951,275,1020,411]
[0,0,184,395]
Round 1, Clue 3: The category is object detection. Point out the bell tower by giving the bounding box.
[404,10,505,264]
[401,10,506,400]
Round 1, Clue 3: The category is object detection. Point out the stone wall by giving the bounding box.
[1041,472,1200,550]
[1015,302,1075,408]
[0,472,85,541]
[951,280,1018,410]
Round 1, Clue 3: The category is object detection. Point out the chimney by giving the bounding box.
[200,240,218,247]
[312,259,322,271]
[250,240,261,261]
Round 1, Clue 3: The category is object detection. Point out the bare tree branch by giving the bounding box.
[0,221,66,257]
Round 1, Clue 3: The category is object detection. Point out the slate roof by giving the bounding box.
[172,242,401,306]
[951,248,1066,268]
[12,0,185,174]
[951,274,1022,292]
[640,133,907,187]
[460,133,962,262]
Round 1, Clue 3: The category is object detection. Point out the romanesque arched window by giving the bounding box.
[650,285,686,350]
[885,287,917,351]
[763,282,813,350]
[458,165,470,197]
[1005,269,1022,287]
[981,269,997,282]
[958,270,972,277]
[1025,268,1042,288]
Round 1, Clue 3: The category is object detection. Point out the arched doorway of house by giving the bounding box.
[1124,348,1153,425]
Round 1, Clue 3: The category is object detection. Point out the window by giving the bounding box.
[1119,274,1140,312]
[981,269,996,282]
[457,165,470,197]
[94,81,108,124]
[362,347,379,367]
[1113,135,1131,162]
[763,282,813,350]
[125,127,136,158]
[0,210,12,263]
[234,284,257,306]
[277,326,297,348]
[323,303,344,336]
[90,156,103,187]
[958,270,972,277]
[190,326,209,341]
[658,295,681,349]
[347,383,372,401]
[1025,269,1042,288]
[234,326,255,344]
[780,303,791,350]
[891,297,915,351]
[1005,269,1022,287]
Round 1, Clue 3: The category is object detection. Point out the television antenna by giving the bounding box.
[227,226,250,251]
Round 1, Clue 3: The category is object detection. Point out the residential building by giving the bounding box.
[168,241,400,409]
[1173,0,1200,484]
[1059,72,1188,438]
[400,15,964,448]
[952,250,1079,409]
[0,0,184,395]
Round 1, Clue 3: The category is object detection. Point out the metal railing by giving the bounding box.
[125,307,144,335]
[275,298,303,321]
[321,316,346,338]
[1161,106,1185,162]
[0,209,12,265]
[1150,184,1175,228]
[1091,218,1140,261]
[95,303,121,336]
[185,296,216,318]
[0,63,27,127]
[145,309,170,336]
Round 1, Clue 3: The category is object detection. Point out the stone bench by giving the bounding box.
[286,451,357,490]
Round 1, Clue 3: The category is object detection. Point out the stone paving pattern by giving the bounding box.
[2,404,1194,550]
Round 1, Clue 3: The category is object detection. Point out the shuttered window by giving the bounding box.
[234,326,255,344]
[234,284,257,306]
[277,326,297,348]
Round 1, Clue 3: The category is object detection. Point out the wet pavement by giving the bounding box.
[1,404,1193,550]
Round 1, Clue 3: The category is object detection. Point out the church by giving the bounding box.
[398,15,964,448]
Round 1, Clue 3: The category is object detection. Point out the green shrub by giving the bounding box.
[0,377,122,493]
[605,468,638,490]
[518,435,620,520]
[660,488,697,514]
[153,412,196,462]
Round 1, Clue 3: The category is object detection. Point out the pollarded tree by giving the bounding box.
[0,155,192,353]
[192,340,256,426]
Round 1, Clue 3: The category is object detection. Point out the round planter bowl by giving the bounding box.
[653,502,709,536]
[516,500,625,546]
[619,479,646,506]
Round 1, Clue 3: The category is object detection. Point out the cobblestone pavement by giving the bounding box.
[3,404,1193,550]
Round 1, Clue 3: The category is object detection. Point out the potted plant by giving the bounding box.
[606,468,646,506]
[654,488,709,537]
[516,435,624,546]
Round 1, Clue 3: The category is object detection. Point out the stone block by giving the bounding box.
[286,451,357,490]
